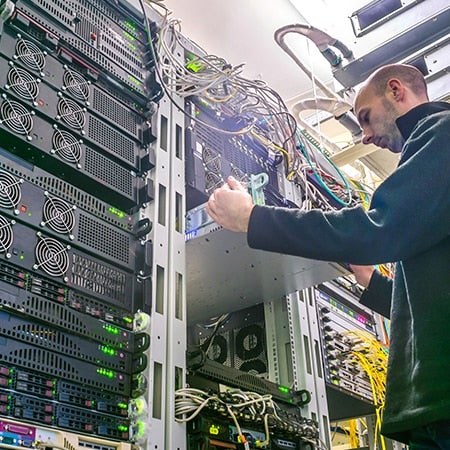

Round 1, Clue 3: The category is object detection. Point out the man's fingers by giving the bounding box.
[227,175,246,192]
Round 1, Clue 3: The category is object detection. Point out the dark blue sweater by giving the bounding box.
[247,102,450,443]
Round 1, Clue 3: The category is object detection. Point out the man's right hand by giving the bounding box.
[349,264,375,288]
[206,176,255,233]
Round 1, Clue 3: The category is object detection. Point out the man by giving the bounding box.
[206,64,450,447]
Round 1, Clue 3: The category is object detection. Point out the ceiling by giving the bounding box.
[155,0,448,180]
[160,0,366,101]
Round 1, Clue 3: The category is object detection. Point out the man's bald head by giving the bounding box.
[354,64,430,152]
[355,64,429,112]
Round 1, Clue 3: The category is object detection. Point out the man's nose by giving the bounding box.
[362,129,374,145]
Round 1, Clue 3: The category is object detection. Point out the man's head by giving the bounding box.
[354,64,429,153]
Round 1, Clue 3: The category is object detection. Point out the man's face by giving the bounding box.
[355,87,405,153]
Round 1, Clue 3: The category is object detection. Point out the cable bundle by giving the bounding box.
[344,329,389,450]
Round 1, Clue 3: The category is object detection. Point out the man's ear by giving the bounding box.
[387,79,404,102]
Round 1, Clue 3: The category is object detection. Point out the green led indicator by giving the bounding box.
[118,425,128,432]
[20,255,24,260]
[124,316,133,323]
[108,207,126,219]
[105,324,120,335]
[278,386,289,394]
[97,368,115,379]
[128,75,142,86]
[124,31,135,41]
[125,19,137,31]
[117,402,128,409]
[100,345,116,356]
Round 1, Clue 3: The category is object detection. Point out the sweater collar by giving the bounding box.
[396,101,450,141]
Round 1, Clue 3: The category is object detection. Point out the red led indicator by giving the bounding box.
[20,204,27,213]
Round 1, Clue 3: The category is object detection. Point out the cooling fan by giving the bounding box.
[34,232,70,278]
[204,333,230,366]
[6,65,40,102]
[41,193,76,237]
[0,170,23,209]
[202,145,221,174]
[204,172,223,194]
[0,215,14,255]
[51,128,82,165]
[230,165,249,184]
[56,97,86,130]
[0,97,34,135]
[62,69,90,101]
[14,38,46,73]
[234,323,268,376]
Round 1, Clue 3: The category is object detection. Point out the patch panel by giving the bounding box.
[315,284,380,404]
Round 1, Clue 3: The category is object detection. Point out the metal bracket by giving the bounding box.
[249,172,269,205]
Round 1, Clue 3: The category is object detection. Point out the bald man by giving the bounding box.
[207,64,450,447]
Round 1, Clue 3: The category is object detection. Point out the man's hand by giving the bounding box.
[206,176,255,232]
[349,264,375,288]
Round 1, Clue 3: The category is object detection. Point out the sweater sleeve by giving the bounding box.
[247,112,450,264]
[359,271,393,318]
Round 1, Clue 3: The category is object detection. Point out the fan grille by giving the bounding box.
[63,69,90,101]
[204,172,222,194]
[0,215,14,253]
[56,98,85,130]
[42,195,75,234]
[202,146,221,173]
[0,99,33,135]
[35,235,69,277]
[230,166,248,184]
[52,129,82,164]
[7,66,39,101]
[0,170,22,209]
[15,38,46,72]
